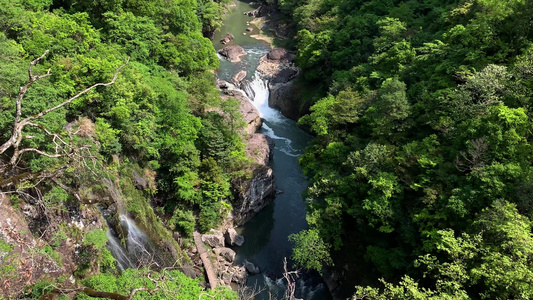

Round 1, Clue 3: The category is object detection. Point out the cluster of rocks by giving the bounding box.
[200,229,260,286]
[243,4,272,18]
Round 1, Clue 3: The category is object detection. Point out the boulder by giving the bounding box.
[216,79,230,89]
[246,27,253,32]
[256,51,302,120]
[219,265,247,285]
[243,259,260,274]
[267,48,294,62]
[257,51,299,80]
[232,70,247,85]
[233,266,247,284]
[268,80,301,120]
[132,170,148,190]
[218,45,247,63]
[225,228,245,246]
[220,33,234,45]
[214,247,236,263]
[201,230,224,248]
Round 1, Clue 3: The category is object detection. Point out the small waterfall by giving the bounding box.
[106,215,162,270]
[242,73,302,157]
[102,179,165,270]
[106,229,134,270]
[120,215,161,268]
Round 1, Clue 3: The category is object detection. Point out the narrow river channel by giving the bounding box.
[213,2,332,299]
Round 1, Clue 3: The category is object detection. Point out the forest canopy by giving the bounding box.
[275,0,533,298]
[0,0,242,297]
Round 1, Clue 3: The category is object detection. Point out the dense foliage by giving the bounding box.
[0,0,242,297]
[1,0,245,234]
[278,0,533,298]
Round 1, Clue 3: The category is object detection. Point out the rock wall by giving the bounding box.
[232,165,276,226]
[216,79,277,226]
[257,48,303,120]
[0,193,105,298]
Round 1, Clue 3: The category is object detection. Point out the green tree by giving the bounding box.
[289,229,333,273]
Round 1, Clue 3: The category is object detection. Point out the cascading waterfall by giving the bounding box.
[244,74,281,121]
[106,229,134,270]
[121,215,162,267]
[103,179,162,270]
[106,215,162,270]
[243,73,302,157]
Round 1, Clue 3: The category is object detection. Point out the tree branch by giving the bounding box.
[23,57,129,123]
[0,50,129,171]
[16,50,51,124]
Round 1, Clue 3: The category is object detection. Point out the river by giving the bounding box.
[214,2,332,299]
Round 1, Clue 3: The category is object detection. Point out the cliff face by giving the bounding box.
[217,81,276,226]
[0,193,105,298]
[0,165,188,299]
[232,164,276,226]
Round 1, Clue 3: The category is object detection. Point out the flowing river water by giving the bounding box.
[214,2,332,299]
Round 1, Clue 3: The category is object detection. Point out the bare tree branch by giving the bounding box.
[15,50,51,124]
[283,257,300,300]
[0,50,129,172]
[23,58,129,124]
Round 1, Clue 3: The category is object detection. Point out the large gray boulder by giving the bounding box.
[256,48,302,120]
[225,228,245,246]
[267,48,294,62]
[220,33,234,45]
[201,230,225,248]
[243,259,260,274]
[214,247,236,263]
[218,45,247,63]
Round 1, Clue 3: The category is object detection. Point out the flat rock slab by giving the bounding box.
[232,70,247,85]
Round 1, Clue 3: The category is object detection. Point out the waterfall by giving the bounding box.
[106,229,134,270]
[245,73,282,122]
[241,73,302,157]
[106,215,162,270]
[102,178,164,270]
[120,215,161,268]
